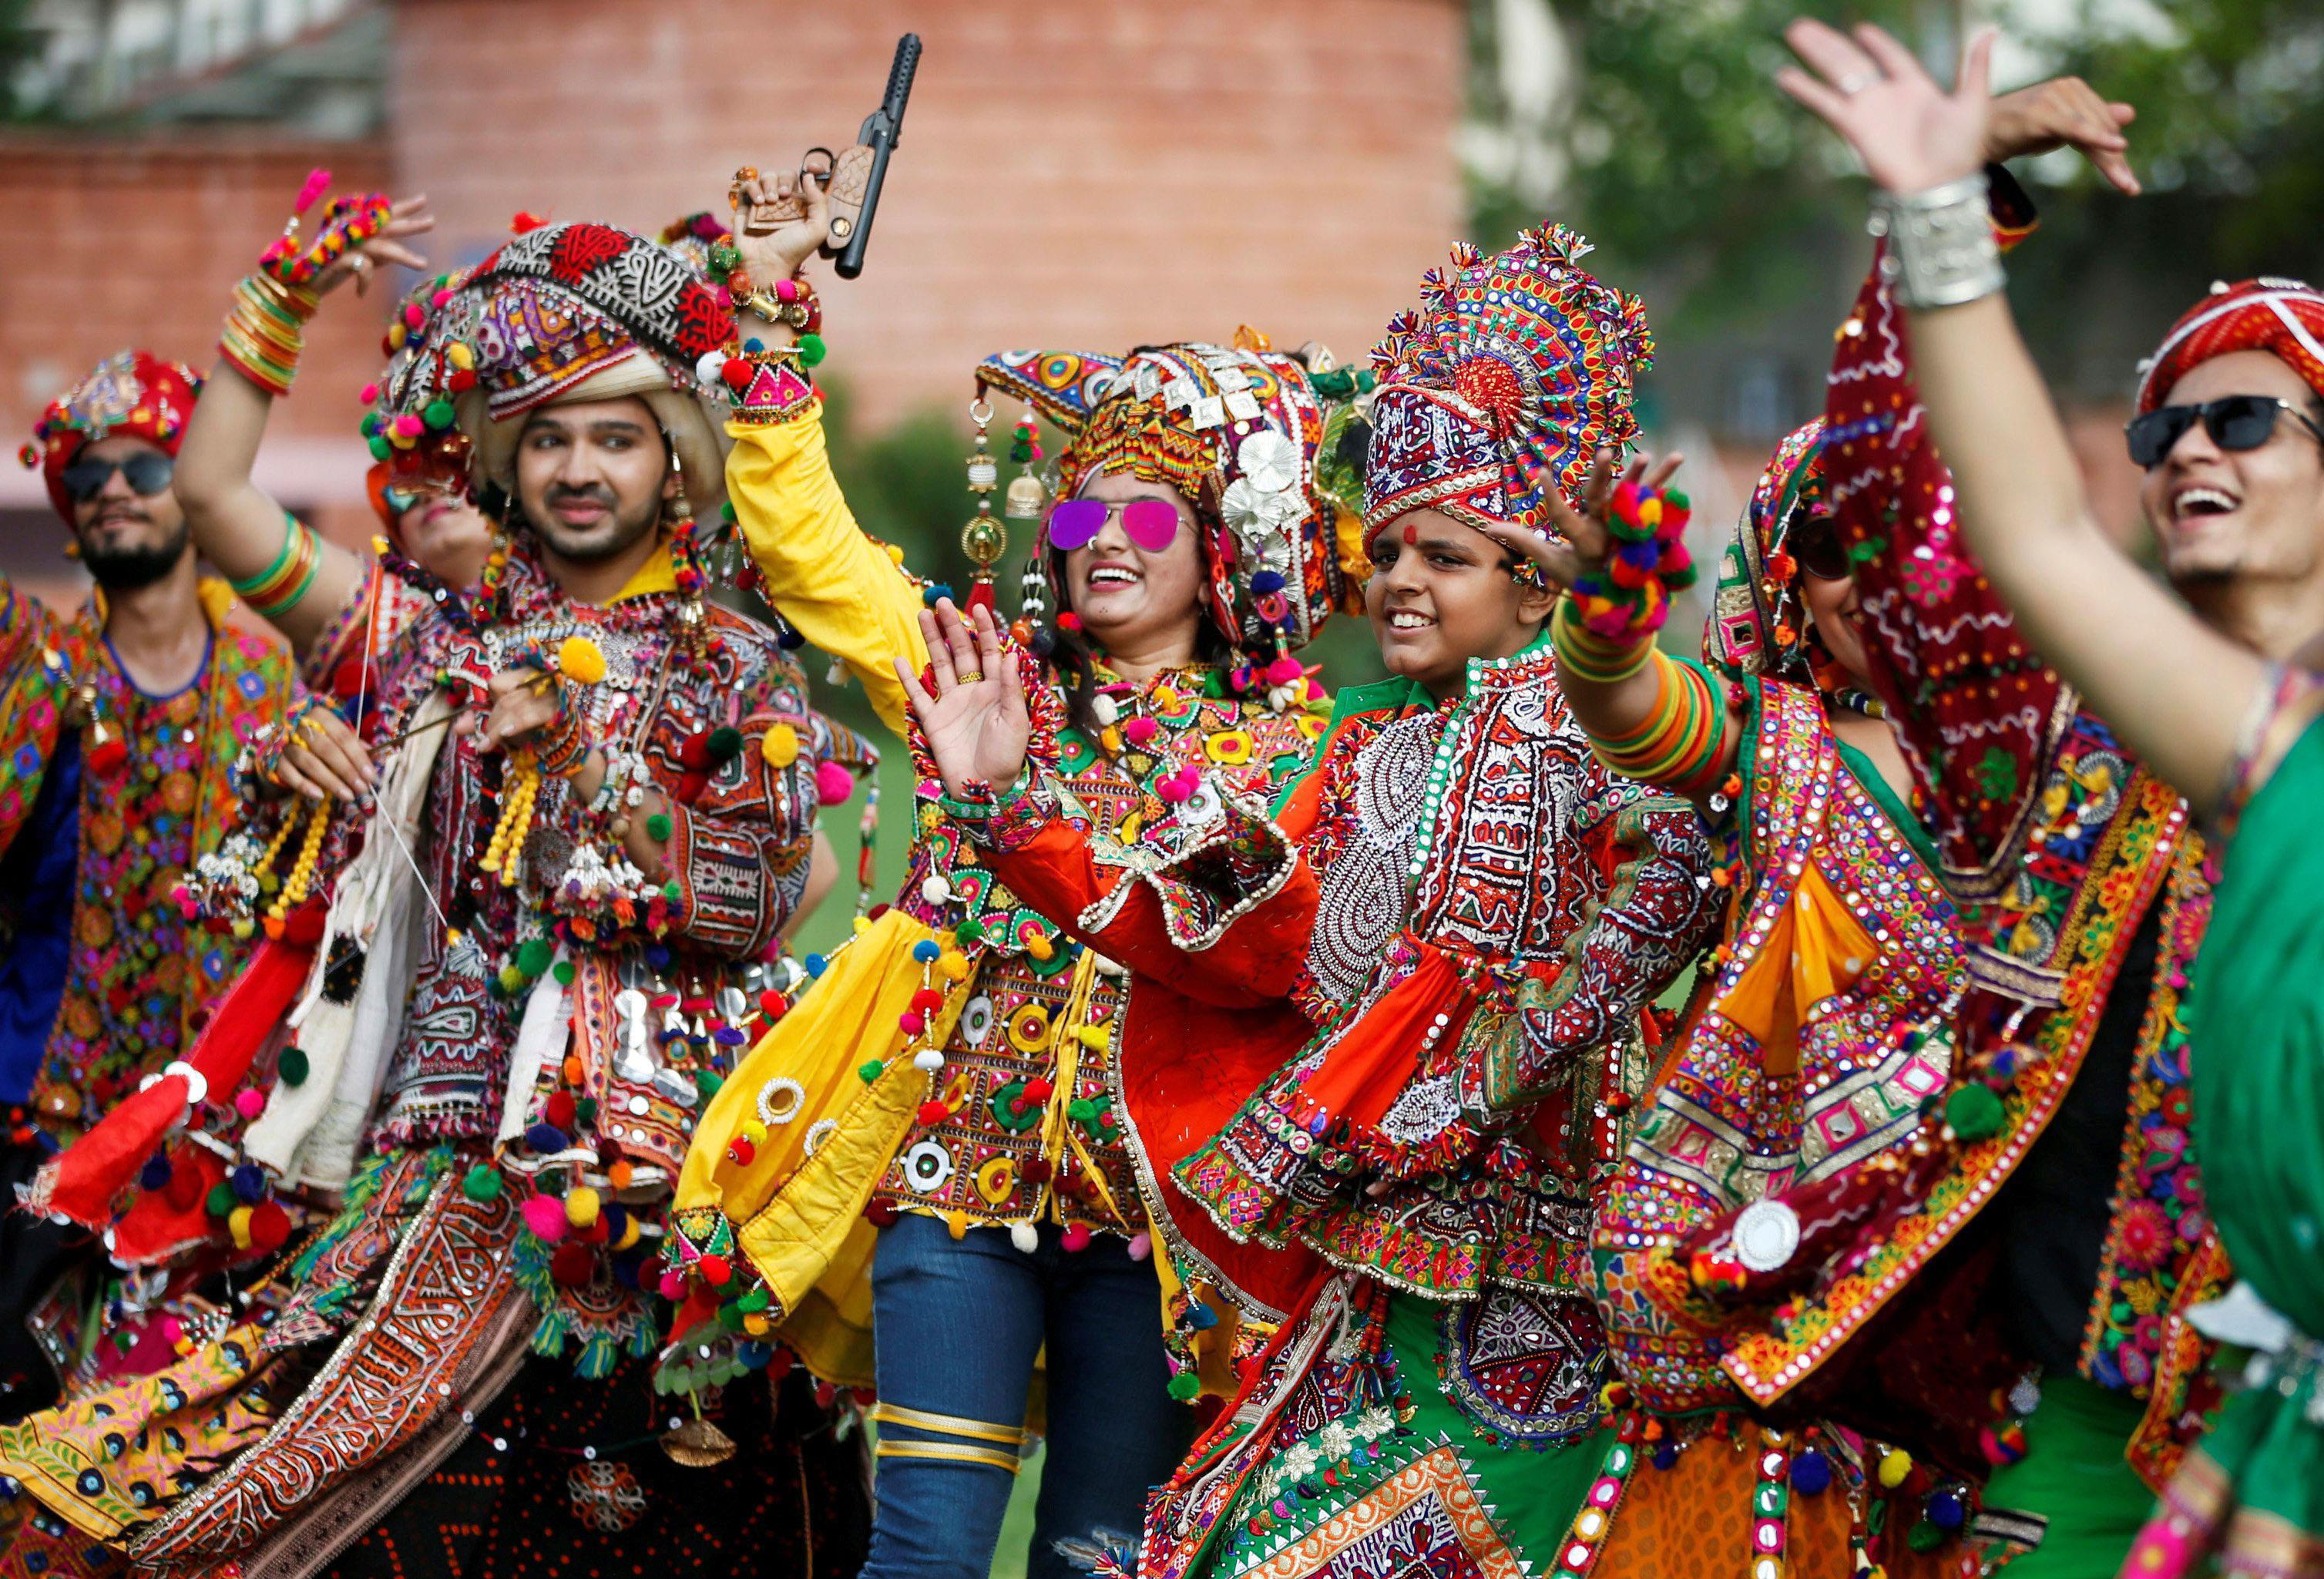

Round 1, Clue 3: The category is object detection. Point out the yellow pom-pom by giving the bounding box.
[387,323,408,351]
[761,723,799,768]
[227,1204,255,1249]
[853,915,872,935]
[371,534,392,555]
[886,543,907,566]
[565,1186,601,1228]
[1026,931,1054,962]
[939,952,972,982]
[738,1120,768,1149]
[613,1214,642,1251]
[556,635,606,685]
[446,340,475,371]
[1877,1449,1912,1489]
[743,1312,771,1336]
[1637,496,1663,528]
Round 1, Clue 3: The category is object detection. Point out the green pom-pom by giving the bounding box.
[646,812,673,842]
[462,1164,504,1202]
[1167,1369,1202,1402]
[717,1300,748,1332]
[720,501,738,522]
[662,879,683,903]
[952,918,986,944]
[278,1046,311,1087]
[694,1070,725,1101]
[1944,1083,2005,1143]
[516,937,554,979]
[858,1060,887,1083]
[367,434,391,462]
[798,333,826,368]
[705,726,743,763]
[552,959,576,986]
[206,1182,237,1218]
[574,1097,598,1125]
[738,1287,771,1314]
[1906,1520,1945,1554]
[423,398,456,431]
[360,412,382,438]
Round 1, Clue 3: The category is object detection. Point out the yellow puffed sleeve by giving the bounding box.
[725,401,930,737]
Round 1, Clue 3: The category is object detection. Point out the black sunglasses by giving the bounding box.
[2125,395,2324,469]
[61,450,174,504]
[1788,515,1852,582]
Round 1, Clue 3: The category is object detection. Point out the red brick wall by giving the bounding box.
[0,133,396,556]
[389,0,1467,432]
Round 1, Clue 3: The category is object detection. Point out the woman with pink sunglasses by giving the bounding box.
[674,170,1370,1579]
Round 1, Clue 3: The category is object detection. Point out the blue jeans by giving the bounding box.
[863,1212,1191,1579]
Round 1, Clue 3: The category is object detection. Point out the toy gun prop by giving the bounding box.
[743,32,920,278]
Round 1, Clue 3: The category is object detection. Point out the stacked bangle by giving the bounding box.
[529,684,595,778]
[1587,649,1728,798]
[739,275,822,337]
[232,512,324,620]
[1550,598,1653,685]
[219,273,321,398]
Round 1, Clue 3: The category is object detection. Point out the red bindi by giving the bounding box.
[1401,522,1419,546]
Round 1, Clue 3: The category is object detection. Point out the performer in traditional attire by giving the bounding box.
[0,351,300,1420]
[891,225,1716,1579]
[1768,30,2324,1576]
[1457,420,1976,1574]
[675,169,1362,1579]
[0,220,871,1579]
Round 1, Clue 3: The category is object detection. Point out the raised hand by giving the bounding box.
[1470,445,1685,593]
[729,165,832,297]
[274,706,375,803]
[895,600,1033,800]
[1776,19,1995,196]
[317,194,434,299]
[1982,76,2139,196]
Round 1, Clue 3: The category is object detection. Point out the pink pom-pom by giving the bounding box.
[1126,1232,1152,1262]
[658,1268,688,1300]
[775,277,799,303]
[1060,1222,1093,1252]
[1266,656,1305,685]
[1155,768,1197,805]
[233,1089,266,1120]
[521,1194,569,1243]
[358,382,380,405]
[293,167,332,213]
[898,1010,926,1036]
[815,761,854,805]
[392,413,424,438]
[402,303,426,329]
[432,289,453,308]
[1122,716,1160,747]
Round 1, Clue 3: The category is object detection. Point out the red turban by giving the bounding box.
[18,350,203,523]
[2135,277,2324,415]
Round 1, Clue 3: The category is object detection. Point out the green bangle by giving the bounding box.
[230,512,301,599]
[249,553,319,620]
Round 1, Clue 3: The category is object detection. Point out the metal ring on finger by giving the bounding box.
[1836,72,1875,95]
[798,146,836,190]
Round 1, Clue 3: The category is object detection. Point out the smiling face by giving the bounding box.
[394,492,494,588]
[70,435,191,591]
[513,396,675,564]
[2140,351,2324,593]
[1058,469,1209,657]
[1785,512,1875,689]
[1365,510,1557,694]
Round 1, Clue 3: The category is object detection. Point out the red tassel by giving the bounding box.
[36,908,322,1247]
[966,580,995,615]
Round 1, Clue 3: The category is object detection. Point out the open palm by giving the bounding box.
[895,600,1033,798]
[1777,20,1993,196]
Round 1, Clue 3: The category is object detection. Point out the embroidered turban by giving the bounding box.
[1362,224,1652,547]
[2135,277,2324,414]
[20,351,203,524]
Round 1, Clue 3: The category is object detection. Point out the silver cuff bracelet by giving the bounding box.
[1869,172,2004,311]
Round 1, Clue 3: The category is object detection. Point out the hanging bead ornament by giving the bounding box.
[960,397,1006,614]
[1003,414,1048,521]
[480,636,606,887]
[264,797,331,937]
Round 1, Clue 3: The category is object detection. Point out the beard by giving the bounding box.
[79,512,191,591]
[521,482,664,564]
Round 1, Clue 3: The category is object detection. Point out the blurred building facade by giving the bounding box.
[0,0,1467,603]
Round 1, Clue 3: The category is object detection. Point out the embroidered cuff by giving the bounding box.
[1076,781,1297,952]
[946,768,1054,854]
